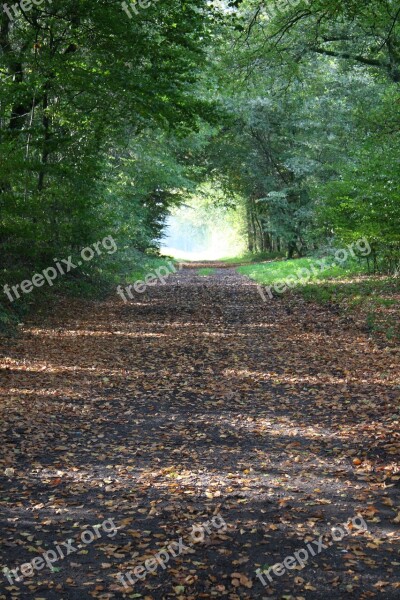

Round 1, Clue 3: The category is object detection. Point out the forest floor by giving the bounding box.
[0,265,399,600]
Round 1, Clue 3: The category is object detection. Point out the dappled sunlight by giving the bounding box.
[2,0,400,596]
[0,386,81,398]
[23,327,167,338]
[0,357,139,377]
[223,367,399,386]
[1,267,398,599]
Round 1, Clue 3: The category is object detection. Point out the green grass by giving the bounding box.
[220,250,284,265]
[239,256,399,343]
[298,273,397,304]
[198,268,215,276]
[237,256,368,288]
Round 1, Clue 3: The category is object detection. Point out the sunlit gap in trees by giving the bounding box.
[160,200,246,261]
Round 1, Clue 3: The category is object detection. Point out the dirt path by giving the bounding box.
[0,267,399,599]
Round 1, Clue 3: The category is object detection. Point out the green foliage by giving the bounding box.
[0,0,215,319]
[201,0,400,262]
[221,251,284,264]
[1,0,399,328]
[315,93,400,269]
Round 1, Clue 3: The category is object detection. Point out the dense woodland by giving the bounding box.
[1,4,400,598]
[1,0,400,314]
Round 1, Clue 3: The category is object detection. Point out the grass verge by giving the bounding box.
[239,257,400,345]
[220,251,284,265]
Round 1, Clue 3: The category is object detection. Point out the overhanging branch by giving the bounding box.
[311,46,388,69]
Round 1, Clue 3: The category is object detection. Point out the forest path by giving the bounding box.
[0,267,399,599]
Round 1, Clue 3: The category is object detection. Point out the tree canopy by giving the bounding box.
[1,0,399,311]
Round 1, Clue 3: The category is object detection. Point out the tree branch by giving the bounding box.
[310,46,388,69]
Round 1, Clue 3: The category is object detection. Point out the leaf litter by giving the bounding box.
[0,266,399,599]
